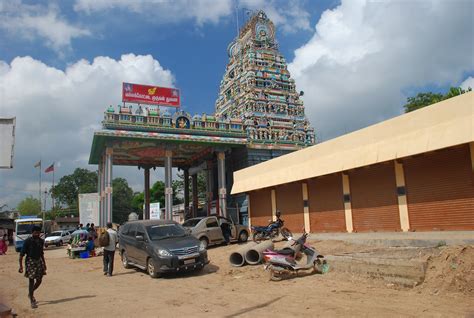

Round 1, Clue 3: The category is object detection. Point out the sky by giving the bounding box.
[0,0,473,210]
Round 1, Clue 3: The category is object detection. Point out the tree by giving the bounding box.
[51,168,97,209]
[174,171,207,202]
[131,192,144,216]
[112,178,134,224]
[131,177,186,219]
[17,197,41,215]
[404,86,471,113]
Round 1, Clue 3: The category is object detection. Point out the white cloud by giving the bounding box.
[73,0,311,32]
[288,0,474,140]
[461,77,474,90]
[0,0,91,53]
[239,0,311,33]
[0,54,174,208]
[74,0,233,25]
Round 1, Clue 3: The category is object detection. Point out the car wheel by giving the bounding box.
[238,231,248,243]
[121,251,131,269]
[199,237,209,250]
[147,258,159,278]
[44,244,48,248]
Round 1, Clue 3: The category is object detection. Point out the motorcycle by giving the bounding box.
[262,232,328,281]
[251,218,292,243]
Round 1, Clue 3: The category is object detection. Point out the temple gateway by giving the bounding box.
[88,11,315,226]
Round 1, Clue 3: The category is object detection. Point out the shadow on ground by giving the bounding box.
[224,295,284,318]
[38,295,96,306]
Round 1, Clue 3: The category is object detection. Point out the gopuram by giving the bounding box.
[88,10,315,226]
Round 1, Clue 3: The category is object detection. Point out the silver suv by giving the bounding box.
[182,216,249,249]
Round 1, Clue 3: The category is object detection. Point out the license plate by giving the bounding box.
[184,259,195,265]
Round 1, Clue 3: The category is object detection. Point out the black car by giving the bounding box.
[118,220,209,278]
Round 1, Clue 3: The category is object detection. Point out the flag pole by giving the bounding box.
[52,163,55,211]
[39,160,42,212]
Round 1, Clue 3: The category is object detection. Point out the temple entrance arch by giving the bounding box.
[89,113,246,226]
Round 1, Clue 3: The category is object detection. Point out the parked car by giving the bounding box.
[118,220,209,278]
[182,216,249,249]
[44,230,71,247]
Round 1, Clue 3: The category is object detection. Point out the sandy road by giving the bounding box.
[1,241,472,317]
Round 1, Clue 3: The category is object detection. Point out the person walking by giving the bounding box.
[0,234,8,255]
[102,222,117,277]
[18,226,46,309]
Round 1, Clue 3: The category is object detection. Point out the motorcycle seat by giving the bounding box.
[274,247,295,256]
[252,226,268,231]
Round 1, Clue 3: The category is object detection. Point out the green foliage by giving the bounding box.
[150,181,165,206]
[112,178,134,224]
[404,86,471,113]
[174,171,207,201]
[41,207,78,220]
[51,168,98,208]
[131,192,144,215]
[17,196,41,215]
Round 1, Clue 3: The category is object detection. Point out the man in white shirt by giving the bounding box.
[103,222,118,277]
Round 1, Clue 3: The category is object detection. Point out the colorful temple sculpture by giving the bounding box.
[215,10,314,148]
[89,10,315,225]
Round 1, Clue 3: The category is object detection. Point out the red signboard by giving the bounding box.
[122,82,180,107]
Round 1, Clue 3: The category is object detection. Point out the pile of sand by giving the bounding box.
[420,246,474,295]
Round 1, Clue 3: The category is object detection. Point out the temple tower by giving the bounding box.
[215,10,315,147]
[215,11,315,223]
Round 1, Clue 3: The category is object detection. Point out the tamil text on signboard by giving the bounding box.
[122,82,180,107]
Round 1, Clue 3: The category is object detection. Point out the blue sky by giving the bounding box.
[0,0,473,209]
[0,0,335,114]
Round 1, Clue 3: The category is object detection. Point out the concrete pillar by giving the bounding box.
[100,153,107,227]
[105,147,113,224]
[395,161,410,232]
[184,168,190,219]
[302,183,310,233]
[271,189,277,221]
[98,156,104,227]
[144,167,150,220]
[206,160,213,216]
[342,173,353,233]
[247,194,251,228]
[164,150,173,220]
[217,151,227,217]
[192,174,198,218]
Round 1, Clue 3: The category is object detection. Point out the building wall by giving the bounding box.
[249,188,272,227]
[349,162,401,232]
[275,182,305,233]
[404,145,474,231]
[246,144,474,232]
[307,174,346,232]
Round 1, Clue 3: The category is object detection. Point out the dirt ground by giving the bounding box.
[1,240,473,318]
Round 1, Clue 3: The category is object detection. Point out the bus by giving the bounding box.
[14,217,50,252]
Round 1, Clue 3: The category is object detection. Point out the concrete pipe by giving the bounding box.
[245,240,274,265]
[229,242,258,267]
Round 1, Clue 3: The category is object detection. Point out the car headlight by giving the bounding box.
[157,249,172,257]
[199,244,206,252]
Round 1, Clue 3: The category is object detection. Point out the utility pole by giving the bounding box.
[43,188,48,221]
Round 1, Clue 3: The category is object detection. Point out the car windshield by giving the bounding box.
[16,221,42,235]
[146,224,186,240]
[48,232,62,237]
[182,219,201,227]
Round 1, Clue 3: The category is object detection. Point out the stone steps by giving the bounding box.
[325,252,428,287]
